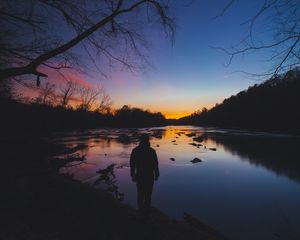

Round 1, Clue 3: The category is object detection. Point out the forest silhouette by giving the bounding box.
[1,100,167,135]
[2,68,300,135]
[179,68,300,133]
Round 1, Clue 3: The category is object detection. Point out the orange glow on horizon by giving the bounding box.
[17,68,216,118]
[163,111,192,119]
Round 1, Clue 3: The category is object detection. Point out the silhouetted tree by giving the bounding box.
[58,79,78,108]
[219,0,300,76]
[0,78,15,100]
[114,105,166,127]
[36,82,56,105]
[0,0,175,82]
[95,92,113,114]
[77,85,104,111]
[181,68,300,132]
[201,107,208,113]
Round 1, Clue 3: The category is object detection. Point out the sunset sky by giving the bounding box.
[36,0,275,119]
[100,0,274,118]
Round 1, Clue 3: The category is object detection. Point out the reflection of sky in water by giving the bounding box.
[57,126,300,240]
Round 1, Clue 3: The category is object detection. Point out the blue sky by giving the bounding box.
[86,0,275,118]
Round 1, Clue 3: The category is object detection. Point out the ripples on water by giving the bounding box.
[53,126,300,240]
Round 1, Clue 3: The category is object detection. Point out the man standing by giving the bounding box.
[130,134,159,216]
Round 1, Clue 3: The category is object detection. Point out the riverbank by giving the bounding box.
[0,136,226,240]
[0,100,167,136]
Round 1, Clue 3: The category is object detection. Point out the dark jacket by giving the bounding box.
[130,142,159,181]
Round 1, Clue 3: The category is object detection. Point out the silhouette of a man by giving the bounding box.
[130,134,159,215]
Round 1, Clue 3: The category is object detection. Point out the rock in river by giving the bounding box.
[191,158,202,163]
[193,136,204,142]
[186,133,196,137]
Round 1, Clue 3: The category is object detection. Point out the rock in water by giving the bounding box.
[189,143,197,146]
[193,136,204,142]
[191,158,202,163]
[186,133,196,137]
[170,158,175,161]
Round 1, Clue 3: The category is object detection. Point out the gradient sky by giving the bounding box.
[44,1,276,119]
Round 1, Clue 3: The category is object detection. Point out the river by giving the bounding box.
[53,126,300,240]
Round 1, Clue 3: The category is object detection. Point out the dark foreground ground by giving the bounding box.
[0,135,227,240]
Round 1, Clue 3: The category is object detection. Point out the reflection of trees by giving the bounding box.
[98,138,112,148]
[114,129,166,144]
[208,134,300,183]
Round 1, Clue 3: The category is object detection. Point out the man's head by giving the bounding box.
[139,134,150,146]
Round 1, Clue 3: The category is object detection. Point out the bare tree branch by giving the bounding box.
[58,79,78,108]
[0,0,175,81]
[217,0,300,77]
[213,0,235,19]
[77,84,103,111]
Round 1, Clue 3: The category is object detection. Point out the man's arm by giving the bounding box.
[130,149,137,181]
[153,150,159,180]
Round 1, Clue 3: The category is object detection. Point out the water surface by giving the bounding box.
[54,126,300,240]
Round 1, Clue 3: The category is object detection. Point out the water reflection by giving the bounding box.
[55,126,300,240]
[207,134,300,183]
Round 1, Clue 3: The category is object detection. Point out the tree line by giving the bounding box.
[1,77,113,112]
[0,80,167,134]
[179,68,300,133]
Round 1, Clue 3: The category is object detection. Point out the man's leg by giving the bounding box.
[136,181,145,213]
[144,180,154,214]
